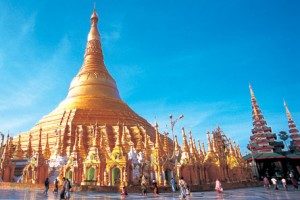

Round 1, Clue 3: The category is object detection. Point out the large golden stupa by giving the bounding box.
[1,7,251,187]
[19,8,156,153]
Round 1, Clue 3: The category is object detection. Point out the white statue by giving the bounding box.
[137,151,143,164]
[128,146,138,164]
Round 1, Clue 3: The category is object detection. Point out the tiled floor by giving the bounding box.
[0,187,299,200]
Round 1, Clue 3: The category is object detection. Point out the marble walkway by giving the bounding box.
[0,186,299,199]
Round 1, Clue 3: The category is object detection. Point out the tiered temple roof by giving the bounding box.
[284,101,300,151]
[248,85,277,153]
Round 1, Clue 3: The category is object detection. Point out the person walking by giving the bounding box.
[170,178,176,192]
[53,178,59,193]
[281,178,287,191]
[271,177,278,190]
[179,177,187,199]
[43,177,49,195]
[60,177,66,200]
[152,179,159,194]
[65,178,71,200]
[215,178,223,193]
[263,177,270,190]
[290,172,299,190]
[141,183,147,196]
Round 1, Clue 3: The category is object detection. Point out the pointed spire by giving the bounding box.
[206,131,213,153]
[78,126,87,159]
[197,140,203,156]
[154,120,161,149]
[181,127,189,154]
[26,132,33,158]
[174,135,180,152]
[14,135,23,159]
[249,85,276,153]
[37,127,43,154]
[284,101,300,151]
[249,84,256,100]
[44,133,51,159]
[202,141,206,156]
[284,100,292,121]
[163,131,169,153]
[188,131,196,154]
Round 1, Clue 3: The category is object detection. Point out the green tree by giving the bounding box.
[278,131,289,149]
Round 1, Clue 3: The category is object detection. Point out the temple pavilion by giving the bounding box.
[0,7,252,187]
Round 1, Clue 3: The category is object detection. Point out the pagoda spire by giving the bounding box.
[248,84,276,153]
[44,133,51,159]
[26,132,33,158]
[181,127,189,154]
[78,126,87,159]
[163,128,169,153]
[13,135,23,159]
[154,121,161,150]
[174,135,180,152]
[188,131,196,155]
[284,101,300,151]
[202,142,206,156]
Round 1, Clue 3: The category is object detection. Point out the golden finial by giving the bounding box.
[284,100,292,121]
[87,5,100,42]
[249,83,256,100]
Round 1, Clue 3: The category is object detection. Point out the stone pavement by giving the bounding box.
[0,187,299,199]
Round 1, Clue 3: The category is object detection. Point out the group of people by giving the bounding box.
[263,174,299,191]
[43,177,72,200]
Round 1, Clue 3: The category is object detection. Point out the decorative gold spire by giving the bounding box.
[37,128,43,154]
[197,140,202,156]
[181,127,189,154]
[188,131,196,154]
[78,126,87,159]
[163,130,169,153]
[26,132,33,158]
[202,142,206,156]
[13,135,23,159]
[154,121,161,149]
[44,133,51,159]
[206,131,213,152]
[54,129,62,156]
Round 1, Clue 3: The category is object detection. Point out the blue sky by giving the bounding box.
[0,0,299,154]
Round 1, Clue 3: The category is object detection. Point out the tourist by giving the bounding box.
[121,186,128,195]
[141,183,147,196]
[281,178,287,191]
[179,177,187,199]
[170,177,176,192]
[263,177,270,190]
[152,179,159,194]
[290,172,299,190]
[43,177,49,195]
[65,178,71,200]
[60,177,66,200]
[271,177,278,190]
[215,178,223,193]
[53,178,59,193]
[186,185,191,195]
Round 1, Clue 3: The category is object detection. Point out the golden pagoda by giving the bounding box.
[18,7,158,156]
[2,6,254,188]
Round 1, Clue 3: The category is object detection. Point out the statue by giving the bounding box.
[137,151,143,164]
[128,146,138,165]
